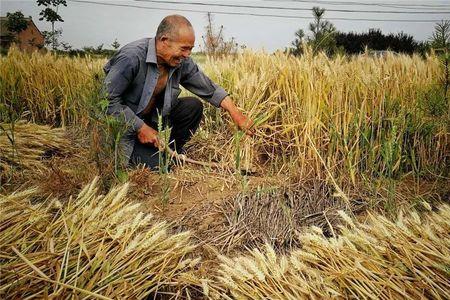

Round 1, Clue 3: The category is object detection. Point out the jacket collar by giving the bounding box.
[146,37,182,71]
[146,37,157,64]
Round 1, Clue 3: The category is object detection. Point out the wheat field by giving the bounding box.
[1,47,449,298]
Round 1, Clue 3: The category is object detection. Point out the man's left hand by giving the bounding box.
[234,114,254,136]
[220,96,255,136]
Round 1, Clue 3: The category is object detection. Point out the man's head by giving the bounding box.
[155,15,195,67]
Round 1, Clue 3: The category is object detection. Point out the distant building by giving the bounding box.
[0,16,45,52]
[367,50,398,58]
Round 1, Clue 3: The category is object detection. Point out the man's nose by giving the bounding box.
[182,50,191,58]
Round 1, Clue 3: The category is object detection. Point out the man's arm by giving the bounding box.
[220,96,254,135]
[180,58,253,135]
[104,53,144,132]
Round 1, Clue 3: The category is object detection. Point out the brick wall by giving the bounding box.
[16,20,45,52]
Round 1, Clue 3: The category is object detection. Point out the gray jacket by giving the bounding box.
[103,37,228,164]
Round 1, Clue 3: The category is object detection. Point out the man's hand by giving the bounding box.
[234,114,254,136]
[220,96,254,136]
[137,123,160,148]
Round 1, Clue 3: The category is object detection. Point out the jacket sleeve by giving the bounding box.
[103,53,144,132]
[180,57,228,107]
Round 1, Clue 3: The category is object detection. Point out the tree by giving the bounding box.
[334,29,422,55]
[290,7,337,56]
[290,29,305,56]
[201,12,239,57]
[111,39,120,51]
[37,0,67,50]
[5,11,28,37]
[42,28,62,49]
[96,43,104,53]
[309,7,337,55]
[431,20,450,50]
[60,41,72,51]
[430,20,450,109]
[81,43,116,56]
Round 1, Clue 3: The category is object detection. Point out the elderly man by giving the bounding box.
[103,15,252,169]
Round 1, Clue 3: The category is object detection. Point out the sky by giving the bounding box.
[1,0,449,51]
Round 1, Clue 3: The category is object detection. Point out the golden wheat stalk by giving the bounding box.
[197,50,447,180]
[0,177,198,299]
[210,203,450,299]
[0,121,71,172]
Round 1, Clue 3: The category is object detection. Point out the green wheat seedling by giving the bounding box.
[157,112,172,204]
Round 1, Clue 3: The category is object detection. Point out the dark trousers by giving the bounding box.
[130,97,203,170]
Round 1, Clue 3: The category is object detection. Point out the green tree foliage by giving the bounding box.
[308,7,337,55]
[37,0,67,50]
[42,28,62,49]
[290,7,337,56]
[430,20,450,112]
[5,11,28,36]
[335,29,425,55]
[290,29,305,56]
[291,7,428,56]
[430,20,450,50]
[111,39,121,51]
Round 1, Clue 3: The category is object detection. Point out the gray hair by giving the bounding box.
[156,15,192,39]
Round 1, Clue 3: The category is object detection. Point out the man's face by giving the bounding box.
[161,27,195,67]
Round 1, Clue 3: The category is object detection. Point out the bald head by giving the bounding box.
[156,15,193,40]
[155,15,195,67]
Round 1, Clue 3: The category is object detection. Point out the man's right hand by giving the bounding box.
[137,123,160,148]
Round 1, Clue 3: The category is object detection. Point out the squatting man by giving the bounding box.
[103,15,253,169]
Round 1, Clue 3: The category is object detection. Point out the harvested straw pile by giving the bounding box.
[0,121,70,172]
[0,178,198,299]
[210,203,450,299]
[216,183,362,252]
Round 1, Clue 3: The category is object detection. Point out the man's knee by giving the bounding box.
[180,97,203,116]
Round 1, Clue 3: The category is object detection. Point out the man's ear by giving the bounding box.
[160,35,169,44]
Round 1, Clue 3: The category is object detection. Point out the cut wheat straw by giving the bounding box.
[210,203,450,299]
[0,121,71,172]
[0,177,197,299]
